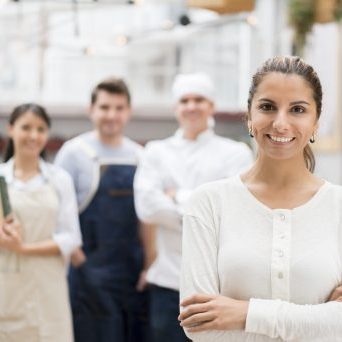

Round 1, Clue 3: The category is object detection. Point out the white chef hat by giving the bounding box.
[172,72,215,103]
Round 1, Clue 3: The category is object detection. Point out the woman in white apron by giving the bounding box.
[0,103,82,342]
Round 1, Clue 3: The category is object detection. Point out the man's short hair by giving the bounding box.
[91,77,131,105]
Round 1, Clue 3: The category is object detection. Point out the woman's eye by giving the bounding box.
[38,127,47,133]
[20,124,30,131]
[291,106,305,113]
[259,103,275,111]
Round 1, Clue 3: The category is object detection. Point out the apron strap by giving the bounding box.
[76,138,139,213]
[76,138,98,160]
[75,138,101,214]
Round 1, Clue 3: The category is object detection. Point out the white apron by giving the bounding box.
[0,182,73,342]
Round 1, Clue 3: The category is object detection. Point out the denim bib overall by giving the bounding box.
[69,140,148,342]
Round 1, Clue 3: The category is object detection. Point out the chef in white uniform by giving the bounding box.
[134,73,254,342]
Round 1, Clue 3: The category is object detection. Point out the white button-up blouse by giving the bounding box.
[181,175,342,341]
[0,158,82,261]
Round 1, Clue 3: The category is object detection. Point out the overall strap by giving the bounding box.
[75,138,101,213]
[76,138,98,161]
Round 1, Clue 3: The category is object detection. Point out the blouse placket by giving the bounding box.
[271,209,292,301]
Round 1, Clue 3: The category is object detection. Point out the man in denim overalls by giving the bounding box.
[55,78,151,342]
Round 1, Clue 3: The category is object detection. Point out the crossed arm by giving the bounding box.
[179,287,342,332]
[180,214,342,341]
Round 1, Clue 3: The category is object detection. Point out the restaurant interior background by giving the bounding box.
[0,0,341,182]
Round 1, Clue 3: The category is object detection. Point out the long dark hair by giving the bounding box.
[247,56,322,173]
[4,103,51,162]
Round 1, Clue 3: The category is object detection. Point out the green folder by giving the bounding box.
[0,176,12,218]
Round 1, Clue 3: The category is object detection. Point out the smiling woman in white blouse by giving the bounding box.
[0,103,82,341]
[179,56,342,341]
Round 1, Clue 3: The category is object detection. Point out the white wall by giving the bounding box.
[316,154,342,184]
[307,22,342,184]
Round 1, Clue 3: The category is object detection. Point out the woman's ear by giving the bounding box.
[247,119,252,131]
[7,124,13,138]
[314,120,319,135]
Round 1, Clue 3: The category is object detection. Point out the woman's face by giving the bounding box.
[248,72,318,162]
[8,111,49,159]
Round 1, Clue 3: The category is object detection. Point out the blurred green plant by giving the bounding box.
[335,0,342,20]
[289,0,342,56]
[289,0,315,56]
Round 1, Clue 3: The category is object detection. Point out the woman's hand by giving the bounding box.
[178,293,249,332]
[71,248,87,267]
[136,269,148,292]
[327,285,342,302]
[0,217,23,254]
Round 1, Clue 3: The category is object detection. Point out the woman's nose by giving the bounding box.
[30,130,39,139]
[273,111,290,131]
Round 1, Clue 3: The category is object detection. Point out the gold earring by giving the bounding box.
[248,127,254,138]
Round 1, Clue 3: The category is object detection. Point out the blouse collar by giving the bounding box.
[3,158,50,184]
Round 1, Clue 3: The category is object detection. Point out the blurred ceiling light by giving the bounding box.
[115,35,128,46]
[0,0,9,7]
[84,46,96,56]
[179,14,191,26]
[161,19,174,30]
[84,44,118,56]
[134,0,144,5]
[246,15,258,26]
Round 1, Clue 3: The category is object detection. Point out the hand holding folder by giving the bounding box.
[0,177,23,256]
[0,175,12,224]
[0,175,13,237]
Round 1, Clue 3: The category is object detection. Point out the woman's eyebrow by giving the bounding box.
[289,100,310,105]
[257,99,310,106]
[257,98,275,103]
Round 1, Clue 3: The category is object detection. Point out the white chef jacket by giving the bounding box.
[0,158,82,261]
[180,175,342,341]
[134,129,253,291]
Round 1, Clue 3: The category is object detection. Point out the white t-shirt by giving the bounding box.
[181,175,342,341]
[54,131,142,210]
[134,129,253,291]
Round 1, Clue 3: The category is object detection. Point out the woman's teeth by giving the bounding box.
[269,135,294,143]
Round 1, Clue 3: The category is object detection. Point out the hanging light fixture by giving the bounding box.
[187,0,255,15]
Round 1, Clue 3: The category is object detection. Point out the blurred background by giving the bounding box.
[0,0,341,181]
